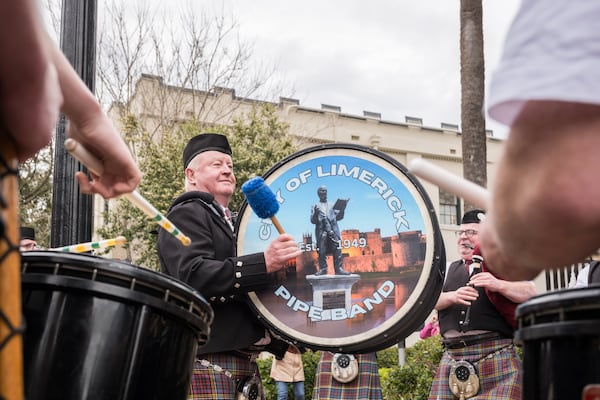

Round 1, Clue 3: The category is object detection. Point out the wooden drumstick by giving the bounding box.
[64,139,191,246]
[408,158,489,209]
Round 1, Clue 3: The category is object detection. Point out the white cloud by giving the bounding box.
[227,0,521,137]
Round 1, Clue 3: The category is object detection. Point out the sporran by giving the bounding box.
[448,359,479,400]
[331,353,359,383]
[236,375,262,400]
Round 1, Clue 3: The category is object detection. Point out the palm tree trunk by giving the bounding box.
[460,0,487,212]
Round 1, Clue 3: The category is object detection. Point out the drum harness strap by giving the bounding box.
[446,342,515,400]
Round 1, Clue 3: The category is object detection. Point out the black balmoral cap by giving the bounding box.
[20,226,36,240]
[461,209,486,224]
[183,133,232,169]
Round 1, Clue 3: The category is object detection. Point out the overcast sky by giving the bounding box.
[206,1,522,138]
[79,1,521,138]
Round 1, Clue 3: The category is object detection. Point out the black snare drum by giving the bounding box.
[515,286,600,400]
[236,144,444,353]
[21,251,213,400]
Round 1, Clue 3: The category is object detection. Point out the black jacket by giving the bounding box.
[157,191,270,354]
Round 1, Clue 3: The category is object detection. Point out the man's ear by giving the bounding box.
[185,167,195,184]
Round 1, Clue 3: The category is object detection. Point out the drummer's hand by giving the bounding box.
[69,116,142,199]
[264,234,302,274]
[452,286,478,306]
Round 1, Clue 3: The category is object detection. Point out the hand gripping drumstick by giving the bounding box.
[64,139,191,246]
[408,158,489,209]
[241,177,284,234]
[50,236,127,253]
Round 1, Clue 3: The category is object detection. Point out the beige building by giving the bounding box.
[104,74,561,295]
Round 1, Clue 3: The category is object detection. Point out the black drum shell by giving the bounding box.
[515,286,600,400]
[21,251,213,400]
[236,144,445,353]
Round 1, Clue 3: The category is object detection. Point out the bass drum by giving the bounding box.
[22,251,213,400]
[236,144,444,353]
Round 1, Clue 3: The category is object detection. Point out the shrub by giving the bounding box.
[380,336,443,400]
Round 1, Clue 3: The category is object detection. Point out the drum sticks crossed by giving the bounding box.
[65,139,191,246]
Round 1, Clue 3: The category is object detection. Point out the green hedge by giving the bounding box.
[258,337,443,400]
[379,337,444,400]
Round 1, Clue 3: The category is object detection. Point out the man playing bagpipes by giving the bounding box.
[428,210,537,400]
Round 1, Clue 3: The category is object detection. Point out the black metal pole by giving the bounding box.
[51,0,97,248]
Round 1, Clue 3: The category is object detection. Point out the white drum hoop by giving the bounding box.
[236,144,444,353]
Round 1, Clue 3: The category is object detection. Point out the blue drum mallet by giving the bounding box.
[241,177,284,234]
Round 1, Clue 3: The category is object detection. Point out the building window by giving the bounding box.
[439,189,460,225]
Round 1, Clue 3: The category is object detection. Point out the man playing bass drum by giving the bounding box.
[428,210,536,400]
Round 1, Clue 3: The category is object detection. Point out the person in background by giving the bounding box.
[419,311,440,339]
[270,345,305,400]
[428,210,537,399]
[312,352,382,400]
[0,0,141,198]
[569,258,600,288]
[157,133,301,399]
[19,226,38,252]
[479,0,600,281]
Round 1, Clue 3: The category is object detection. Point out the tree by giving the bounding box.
[227,105,296,211]
[96,0,292,143]
[20,0,293,256]
[18,144,54,248]
[459,0,487,212]
[98,104,297,270]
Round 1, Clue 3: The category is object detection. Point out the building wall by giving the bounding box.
[102,75,548,290]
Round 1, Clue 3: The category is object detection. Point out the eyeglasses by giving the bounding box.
[455,229,479,238]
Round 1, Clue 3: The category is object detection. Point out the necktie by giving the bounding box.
[223,208,233,231]
[465,259,472,274]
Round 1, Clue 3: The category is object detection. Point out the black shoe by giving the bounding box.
[314,269,328,276]
[335,268,351,275]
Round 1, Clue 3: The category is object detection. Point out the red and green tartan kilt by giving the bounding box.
[312,352,383,400]
[428,338,522,400]
[188,353,263,400]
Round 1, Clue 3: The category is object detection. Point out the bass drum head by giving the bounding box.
[236,144,444,353]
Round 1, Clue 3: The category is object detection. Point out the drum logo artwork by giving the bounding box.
[236,144,443,352]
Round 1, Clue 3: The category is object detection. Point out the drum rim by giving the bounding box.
[236,143,444,352]
[21,251,214,329]
[516,286,600,317]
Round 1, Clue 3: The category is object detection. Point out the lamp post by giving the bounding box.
[51,0,97,248]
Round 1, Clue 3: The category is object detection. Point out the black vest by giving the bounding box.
[439,260,513,338]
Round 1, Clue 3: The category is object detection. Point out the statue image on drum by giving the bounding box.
[310,185,350,276]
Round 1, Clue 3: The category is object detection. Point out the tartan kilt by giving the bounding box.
[188,353,263,400]
[312,352,383,400]
[428,338,522,400]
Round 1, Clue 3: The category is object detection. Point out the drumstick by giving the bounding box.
[408,158,489,209]
[50,236,127,253]
[64,139,191,246]
[241,177,284,234]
